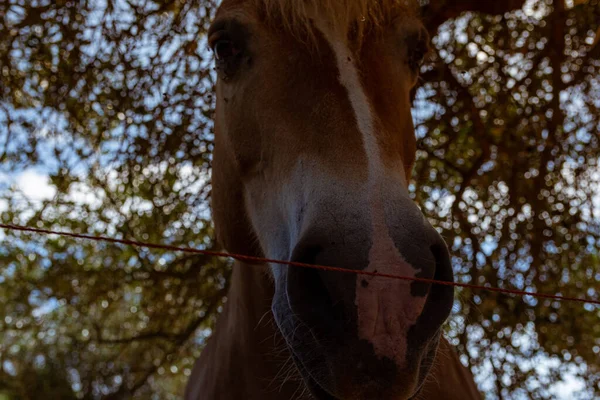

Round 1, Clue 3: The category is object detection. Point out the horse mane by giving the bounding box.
[255,0,419,40]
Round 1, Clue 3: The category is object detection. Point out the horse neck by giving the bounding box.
[186,262,304,400]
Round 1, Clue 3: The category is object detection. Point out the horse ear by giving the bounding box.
[211,140,264,260]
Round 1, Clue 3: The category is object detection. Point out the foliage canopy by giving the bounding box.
[0,0,599,398]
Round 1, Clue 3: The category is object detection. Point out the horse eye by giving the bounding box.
[213,40,238,60]
[405,24,430,71]
[409,48,425,69]
[408,40,428,70]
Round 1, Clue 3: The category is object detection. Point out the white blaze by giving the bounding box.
[313,18,426,366]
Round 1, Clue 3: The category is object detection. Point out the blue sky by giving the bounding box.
[1,0,599,397]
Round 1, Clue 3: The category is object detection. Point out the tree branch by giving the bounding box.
[422,0,528,34]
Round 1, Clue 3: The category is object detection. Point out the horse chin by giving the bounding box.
[272,284,444,400]
[290,351,340,400]
[287,332,441,400]
[406,335,441,399]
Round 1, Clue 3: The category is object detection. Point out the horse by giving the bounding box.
[186,0,481,398]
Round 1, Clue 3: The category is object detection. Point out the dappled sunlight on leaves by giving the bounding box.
[414,0,600,397]
[0,0,599,399]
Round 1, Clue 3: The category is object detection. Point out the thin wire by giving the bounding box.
[1,223,599,306]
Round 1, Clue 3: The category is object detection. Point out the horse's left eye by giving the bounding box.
[408,39,428,70]
[404,24,430,71]
[213,39,239,60]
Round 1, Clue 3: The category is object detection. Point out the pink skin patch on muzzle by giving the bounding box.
[355,193,428,366]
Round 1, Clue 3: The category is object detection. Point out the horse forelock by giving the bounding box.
[253,0,419,40]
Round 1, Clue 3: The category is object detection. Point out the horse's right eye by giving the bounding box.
[213,39,239,60]
[207,20,250,80]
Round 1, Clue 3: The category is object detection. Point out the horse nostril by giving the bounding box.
[291,244,323,266]
[430,243,453,284]
[288,244,329,309]
[407,241,455,340]
[410,242,454,298]
[428,242,455,310]
[287,266,335,329]
[287,243,345,332]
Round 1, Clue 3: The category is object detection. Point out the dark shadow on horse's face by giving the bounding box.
[209,2,454,399]
[272,210,454,399]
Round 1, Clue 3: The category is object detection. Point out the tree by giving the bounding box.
[0,0,598,398]
[415,0,600,397]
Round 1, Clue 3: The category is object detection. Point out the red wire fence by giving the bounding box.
[1,223,599,306]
